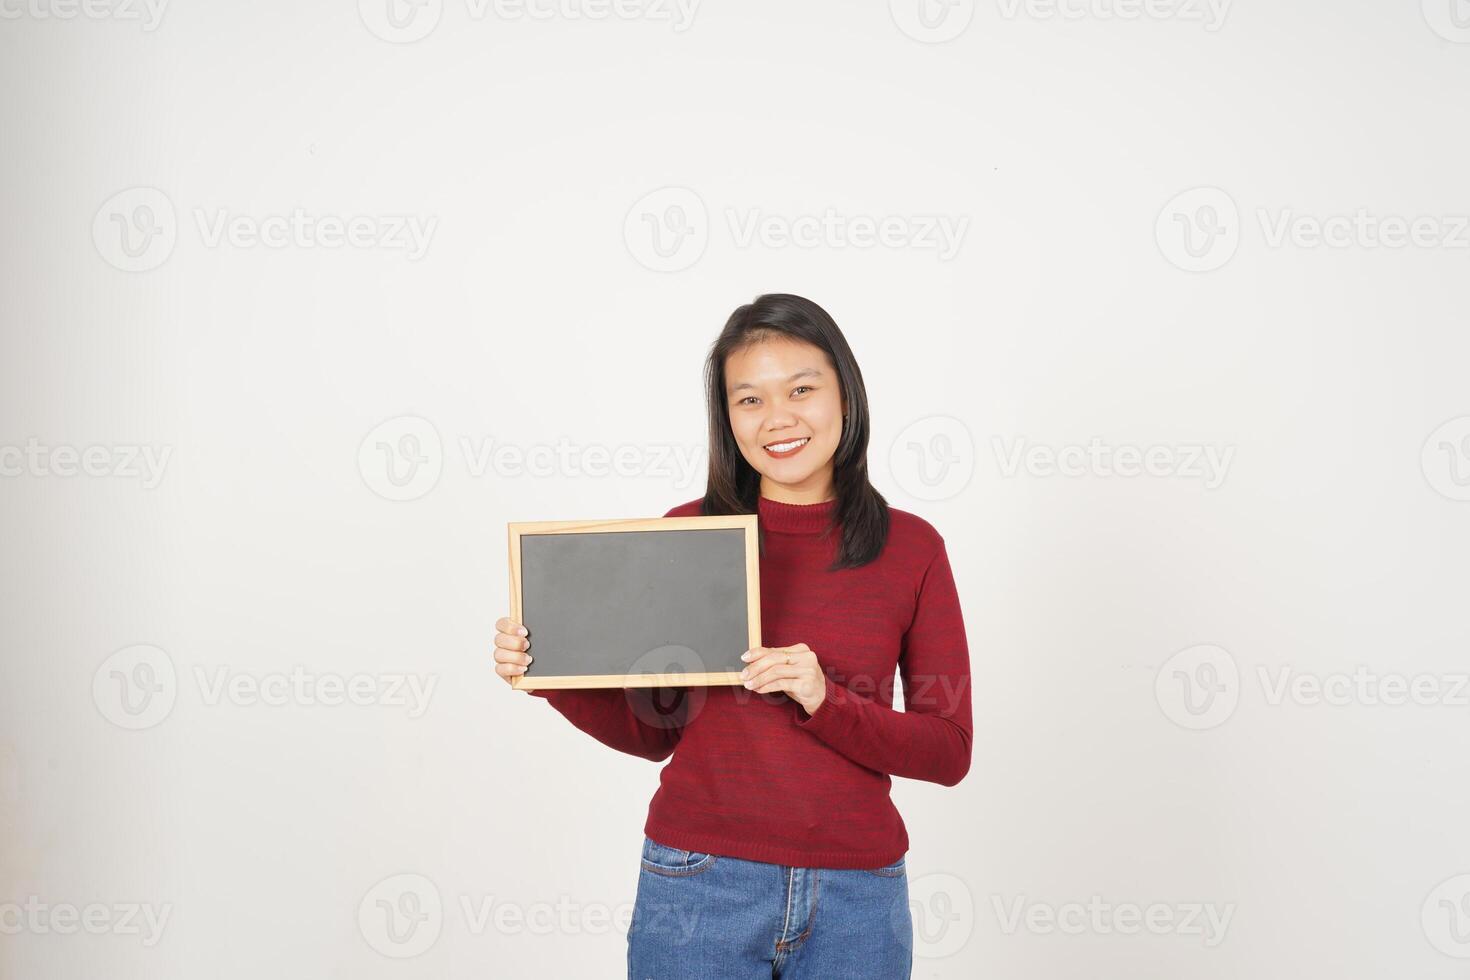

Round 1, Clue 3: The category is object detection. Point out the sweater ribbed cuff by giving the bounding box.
[793,673,851,738]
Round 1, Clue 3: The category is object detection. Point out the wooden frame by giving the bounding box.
[508,514,761,691]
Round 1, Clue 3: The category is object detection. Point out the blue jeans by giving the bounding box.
[627,835,913,979]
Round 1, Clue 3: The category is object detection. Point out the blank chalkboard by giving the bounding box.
[507,513,760,690]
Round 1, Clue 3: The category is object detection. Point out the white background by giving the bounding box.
[3,0,1470,976]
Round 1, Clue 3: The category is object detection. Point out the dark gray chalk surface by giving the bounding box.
[519,526,751,681]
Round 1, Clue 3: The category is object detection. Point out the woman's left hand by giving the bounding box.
[739,642,826,715]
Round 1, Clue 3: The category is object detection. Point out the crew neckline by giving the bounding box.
[757,494,838,535]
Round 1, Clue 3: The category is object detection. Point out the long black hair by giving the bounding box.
[701,293,890,571]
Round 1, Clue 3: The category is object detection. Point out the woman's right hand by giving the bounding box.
[493,616,533,686]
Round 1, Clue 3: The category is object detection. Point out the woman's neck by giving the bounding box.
[759,476,835,506]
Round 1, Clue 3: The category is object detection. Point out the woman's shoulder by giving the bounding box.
[662,497,705,518]
[882,505,946,560]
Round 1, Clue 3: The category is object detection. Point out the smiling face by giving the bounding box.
[724,335,847,504]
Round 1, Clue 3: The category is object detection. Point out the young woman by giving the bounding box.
[492,293,973,979]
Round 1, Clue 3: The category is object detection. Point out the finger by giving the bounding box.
[495,661,528,677]
[738,653,780,683]
[495,632,530,653]
[493,640,532,667]
[496,617,530,637]
[743,649,803,676]
[750,673,800,695]
[742,663,807,689]
[742,644,805,660]
[763,645,809,662]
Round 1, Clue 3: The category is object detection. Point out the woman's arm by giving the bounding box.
[793,539,974,786]
[526,686,687,762]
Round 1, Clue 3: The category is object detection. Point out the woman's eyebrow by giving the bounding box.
[729,368,823,393]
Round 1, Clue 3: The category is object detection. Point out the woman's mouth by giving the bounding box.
[762,436,810,459]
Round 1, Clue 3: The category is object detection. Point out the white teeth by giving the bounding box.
[765,437,809,452]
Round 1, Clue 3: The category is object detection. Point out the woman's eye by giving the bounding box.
[737,387,811,406]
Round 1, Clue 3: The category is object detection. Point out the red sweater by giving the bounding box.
[526,494,973,869]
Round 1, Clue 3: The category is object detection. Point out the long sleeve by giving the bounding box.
[526,686,687,762]
[792,538,973,786]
